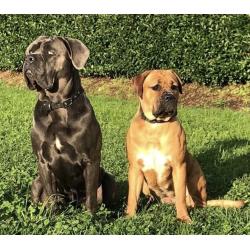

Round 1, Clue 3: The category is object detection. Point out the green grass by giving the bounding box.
[0,81,250,235]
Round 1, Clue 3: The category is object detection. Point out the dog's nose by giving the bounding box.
[164,93,175,101]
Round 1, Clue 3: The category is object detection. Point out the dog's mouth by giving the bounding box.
[153,105,177,119]
[157,110,176,118]
[24,70,41,91]
[154,111,177,122]
[25,77,55,92]
[24,70,57,91]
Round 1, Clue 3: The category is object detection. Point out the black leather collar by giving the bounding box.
[41,89,83,113]
[140,106,177,124]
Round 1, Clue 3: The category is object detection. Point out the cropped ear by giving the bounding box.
[60,37,90,70]
[170,69,184,94]
[25,36,49,55]
[132,70,151,98]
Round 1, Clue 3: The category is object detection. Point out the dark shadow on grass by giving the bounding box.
[112,179,165,217]
[196,138,250,199]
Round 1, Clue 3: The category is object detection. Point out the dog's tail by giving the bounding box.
[206,199,245,208]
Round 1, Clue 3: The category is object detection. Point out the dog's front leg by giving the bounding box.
[84,162,99,214]
[126,164,144,217]
[38,162,57,203]
[172,162,191,223]
[31,176,44,203]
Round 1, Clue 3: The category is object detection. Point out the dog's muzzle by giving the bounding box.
[25,69,33,79]
[23,61,54,91]
[153,93,177,118]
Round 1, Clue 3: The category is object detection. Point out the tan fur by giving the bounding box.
[126,70,245,223]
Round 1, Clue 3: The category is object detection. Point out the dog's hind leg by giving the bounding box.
[97,185,103,205]
[101,170,117,208]
[186,153,207,207]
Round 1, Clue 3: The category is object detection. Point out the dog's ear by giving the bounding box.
[170,69,184,94]
[132,70,151,98]
[60,37,90,70]
[25,36,49,55]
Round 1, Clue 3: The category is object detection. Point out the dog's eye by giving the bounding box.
[171,85,178,91]
[151,84,161,91]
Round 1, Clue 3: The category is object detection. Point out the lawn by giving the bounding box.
[0,81,249,234]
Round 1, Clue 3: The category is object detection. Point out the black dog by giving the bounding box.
[23,36,116,212]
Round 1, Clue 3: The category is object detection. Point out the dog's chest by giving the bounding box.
[137,149,171,177]
[36,119,76,161]
[55,136,63,151]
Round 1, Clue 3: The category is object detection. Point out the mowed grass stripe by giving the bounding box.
[0,82,249,234]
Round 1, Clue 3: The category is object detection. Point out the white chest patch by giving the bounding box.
[137,149,171,176]
[55,137,63,151]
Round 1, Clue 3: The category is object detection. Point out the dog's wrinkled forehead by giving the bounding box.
[25,36,89,70]
[144,70,180,89]
[133,69,183,98]
[26,37,66,55]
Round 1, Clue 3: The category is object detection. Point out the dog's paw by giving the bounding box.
[125,207,137,218]
[177,215,192,224]
[161,196,175,204]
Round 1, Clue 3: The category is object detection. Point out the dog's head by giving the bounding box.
[23,36,89,91]
[133,69,183,122]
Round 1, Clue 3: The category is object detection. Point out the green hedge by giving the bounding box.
[0,15,249,85]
